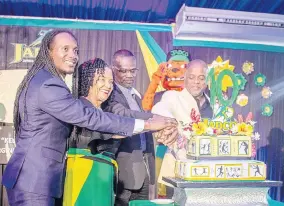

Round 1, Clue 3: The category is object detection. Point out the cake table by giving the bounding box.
[163,177,282,206]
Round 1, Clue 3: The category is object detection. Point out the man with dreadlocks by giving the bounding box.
[2,30,178,206]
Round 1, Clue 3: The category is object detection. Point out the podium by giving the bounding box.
[163,177,283,206]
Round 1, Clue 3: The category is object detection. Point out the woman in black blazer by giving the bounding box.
[71,58,122,155]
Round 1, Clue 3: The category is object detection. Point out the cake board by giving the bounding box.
[163,177,282,206]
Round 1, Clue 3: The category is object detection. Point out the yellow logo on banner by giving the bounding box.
[10,29,52,64]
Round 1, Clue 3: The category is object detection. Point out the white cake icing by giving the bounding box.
[187,135,252,158]
[175,159,266,181]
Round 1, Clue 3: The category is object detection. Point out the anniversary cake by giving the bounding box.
[174,56,267,182]
[175,118,266,181]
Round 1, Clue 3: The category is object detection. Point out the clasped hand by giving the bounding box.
[145,114,178,146]
[155,126,178,147]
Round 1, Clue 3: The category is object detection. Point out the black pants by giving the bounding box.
[115,172,149,206]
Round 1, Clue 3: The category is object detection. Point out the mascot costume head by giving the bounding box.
[142,49,190,111]
[161,49,190,90]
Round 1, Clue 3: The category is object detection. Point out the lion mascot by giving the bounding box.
[142,49,190,198]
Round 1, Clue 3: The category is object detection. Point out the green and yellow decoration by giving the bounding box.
[207,56,239,120]
[236,74,247,90]
[207,57,274,119]
[261,104,273,117]
[208,56,235,92]
[254,73,266,87]
[63,149,117,206]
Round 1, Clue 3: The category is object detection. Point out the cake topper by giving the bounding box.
[206,56,239,121]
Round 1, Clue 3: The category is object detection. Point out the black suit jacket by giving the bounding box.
[70,97,120,156]
[102,85,155,190]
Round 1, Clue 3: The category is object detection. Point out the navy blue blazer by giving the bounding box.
[2,68,135,198]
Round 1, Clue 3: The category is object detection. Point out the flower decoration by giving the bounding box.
[251,132,260,141]
[236,74,247,90]
[254,73,266,87]
[248,120,257,126]
[236,94,248,107]
[242,61,254,75]
[213,128,223,135]
[190,108,201,123]
[261,104,273,116]
[206,127,214,135]
[231,112,256,137]
[252,143,257,158]
[235,122,254,136]
[208,56,235,91]
[237,112,253,123]
[261,87,272,99]
[192,122,208,135]
[181,109,201,132]
[230,123,238,133]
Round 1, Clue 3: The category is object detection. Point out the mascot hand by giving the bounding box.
[142,63,167,111]
[151,63,167,85]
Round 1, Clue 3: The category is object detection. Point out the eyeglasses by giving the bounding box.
[114,66,139,75]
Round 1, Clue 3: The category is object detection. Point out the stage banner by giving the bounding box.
[0,123,15,164]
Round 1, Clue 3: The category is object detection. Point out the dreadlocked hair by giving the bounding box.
[13,29,78,136]
[70,58,108,147]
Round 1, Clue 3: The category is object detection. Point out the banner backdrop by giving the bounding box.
[0,123,15,164]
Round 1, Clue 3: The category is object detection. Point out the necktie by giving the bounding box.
[131,93,146,152]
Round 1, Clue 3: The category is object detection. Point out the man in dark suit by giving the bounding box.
[103,50,171,205]
[2,30,178,206]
